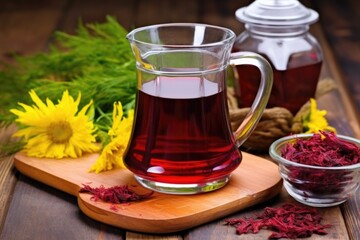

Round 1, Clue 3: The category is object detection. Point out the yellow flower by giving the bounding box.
[10,90,100,158]
[302,98,336,133]
[89,102,134,173]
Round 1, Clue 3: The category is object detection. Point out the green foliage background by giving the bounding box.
[0,16,137,132]
[0,16,137,154]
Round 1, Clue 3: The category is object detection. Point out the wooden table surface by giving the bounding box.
[0,0,359,239]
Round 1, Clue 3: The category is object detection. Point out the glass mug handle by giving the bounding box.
[230,51,273,146]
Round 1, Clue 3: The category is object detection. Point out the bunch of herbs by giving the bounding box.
[0,16,137,153]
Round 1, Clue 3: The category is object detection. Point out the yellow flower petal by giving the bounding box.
[302,98,336,133]
[89,103,133,173]
[10,90,100,159]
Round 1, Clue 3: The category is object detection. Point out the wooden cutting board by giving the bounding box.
[14,151,282,233]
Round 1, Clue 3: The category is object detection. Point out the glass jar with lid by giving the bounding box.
[233,0,323,114]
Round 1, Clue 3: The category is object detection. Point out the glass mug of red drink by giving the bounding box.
[125,23,273,194]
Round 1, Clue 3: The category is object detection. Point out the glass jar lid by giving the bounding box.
[235,0,319,26]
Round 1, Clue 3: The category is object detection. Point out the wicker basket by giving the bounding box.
[227,79,337,152]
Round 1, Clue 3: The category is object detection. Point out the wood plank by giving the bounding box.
[0,0,70,233]
[0,175,125,240]
[309,3,360,239]
[311,23,360,138]
[134,0,198,27]
[185,190,349,240]
[0,154,16,231]
[342,195,360,240]
[0,126,18,230]
[0,0,131,237]
[0,0,69,65]
[312,0,360,120]
[0,126,19,231]
[56,0,137,33]
[126,232,182,240]
[1,0,359,239]
[197,0,251,33]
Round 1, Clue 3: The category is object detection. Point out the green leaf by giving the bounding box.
[0,16,137,133]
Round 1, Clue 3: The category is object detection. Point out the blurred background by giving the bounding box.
[0,0,359,113]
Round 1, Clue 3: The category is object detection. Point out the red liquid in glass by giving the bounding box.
[235,61,322,115]
[125,77,242,184]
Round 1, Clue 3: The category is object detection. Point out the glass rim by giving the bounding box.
[126,23,236,48]
[269,133,360,170]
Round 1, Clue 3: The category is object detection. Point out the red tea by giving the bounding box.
[234,61,322,115]
[124,77,242,184]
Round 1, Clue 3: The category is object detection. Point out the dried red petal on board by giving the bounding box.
[225,203,332,239]
[79,184,153,204]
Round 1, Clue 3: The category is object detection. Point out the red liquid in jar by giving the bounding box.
[234,61,322,115]
[125,77,242,184]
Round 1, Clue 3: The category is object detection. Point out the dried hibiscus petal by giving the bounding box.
[79,184,153,205]
[280,132,360,195]
[281,131,360,167]
[225,203,332,239]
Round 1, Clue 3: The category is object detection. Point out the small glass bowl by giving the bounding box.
[269,133,360,207]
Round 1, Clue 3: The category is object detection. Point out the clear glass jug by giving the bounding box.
[125,23,273,194]
[233,0,323,115]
